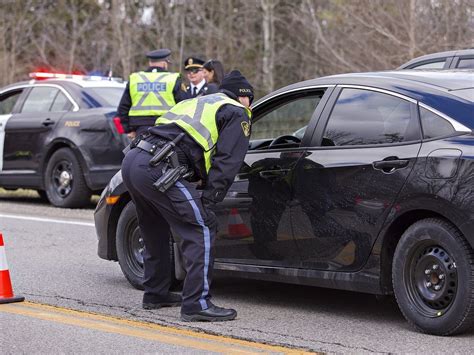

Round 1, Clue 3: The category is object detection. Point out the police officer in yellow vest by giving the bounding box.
[121,70,253,322]
[117,48,186,139]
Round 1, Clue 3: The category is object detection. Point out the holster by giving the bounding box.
[153,164,189,193]
[148,133,191,192]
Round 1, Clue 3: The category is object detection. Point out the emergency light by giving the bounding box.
[29,72,123,82]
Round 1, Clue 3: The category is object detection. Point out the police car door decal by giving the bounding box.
[0,114,12,171]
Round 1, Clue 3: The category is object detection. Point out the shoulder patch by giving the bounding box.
[241,121,251,137]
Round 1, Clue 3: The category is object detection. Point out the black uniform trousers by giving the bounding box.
[121,145,216,314]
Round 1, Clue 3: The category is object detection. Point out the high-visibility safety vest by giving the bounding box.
[155,93,252,172]
[128,71,180,117]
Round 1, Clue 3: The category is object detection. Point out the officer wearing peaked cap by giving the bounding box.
[117,48,187,139]
[121,70,254,322]
[183,56,212,98]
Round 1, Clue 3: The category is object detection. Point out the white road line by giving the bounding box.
[0,213,95,227]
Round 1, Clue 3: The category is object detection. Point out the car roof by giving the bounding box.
[1,78,125,92]
[259,70,473,99]
[398,48,474,69]
[327,70,473,91]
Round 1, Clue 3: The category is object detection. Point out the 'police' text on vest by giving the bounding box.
[137,82,167,92]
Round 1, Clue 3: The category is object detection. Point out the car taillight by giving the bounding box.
[113,116,125,134]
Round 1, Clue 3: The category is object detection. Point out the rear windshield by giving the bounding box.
[449,88,474,102]
[82,87,125,107]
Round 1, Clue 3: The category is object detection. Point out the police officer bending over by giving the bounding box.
[121,70,253,322]
[117,48,186,139]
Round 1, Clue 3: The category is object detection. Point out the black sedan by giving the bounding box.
[0,73,128,207]
[95,70,474,335]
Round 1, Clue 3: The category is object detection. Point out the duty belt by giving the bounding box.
[136,139,167,155]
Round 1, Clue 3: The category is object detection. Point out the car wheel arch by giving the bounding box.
[107,192,132,261]
[41,139,89,188]
[378,209,461,294]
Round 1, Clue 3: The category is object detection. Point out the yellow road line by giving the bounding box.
[0,301,315,354]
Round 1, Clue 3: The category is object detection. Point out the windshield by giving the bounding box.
[83,87,125,107]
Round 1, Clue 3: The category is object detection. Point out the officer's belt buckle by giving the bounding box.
[136,140,159,155]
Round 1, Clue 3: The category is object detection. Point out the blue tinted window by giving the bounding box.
[324,88,419,146]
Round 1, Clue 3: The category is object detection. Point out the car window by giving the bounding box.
[323,88,419,146]
[21,87,59,113]
[251,94,322,140]
[420,107,456,139]
[0,90,23,114]
[457,58,474,69]
[410,60,446,69]
[84,87,125,107]
[50,91,72,112]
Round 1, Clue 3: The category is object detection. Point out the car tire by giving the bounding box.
[44,148,91,208]
[36,190,48,202]
[392,218,474,335]
[116,201,179,291]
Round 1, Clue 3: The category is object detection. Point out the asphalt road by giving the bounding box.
[1,190,473,353]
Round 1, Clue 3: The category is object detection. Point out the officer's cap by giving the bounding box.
[184,56,205,70]
[146,48,172,62]
[220,70,254,102]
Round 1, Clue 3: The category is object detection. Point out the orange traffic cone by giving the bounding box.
[227,208,252,239]
[0,233,24,304]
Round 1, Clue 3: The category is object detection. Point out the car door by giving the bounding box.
[213,86,334,267]
[292,86,422,272]
[3,85,70,173]
[0,88,25,171]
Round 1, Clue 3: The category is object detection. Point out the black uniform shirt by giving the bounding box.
[184,81,218,99]
[206,83,219,95]
[148,90,251,203]
[117,66,186,133]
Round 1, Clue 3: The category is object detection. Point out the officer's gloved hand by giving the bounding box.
[201,197,217,231]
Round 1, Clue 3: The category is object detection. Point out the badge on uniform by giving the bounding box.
[241,121,250,137]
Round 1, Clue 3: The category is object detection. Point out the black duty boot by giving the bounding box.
[181,303,237,322]
[142,292,182,310]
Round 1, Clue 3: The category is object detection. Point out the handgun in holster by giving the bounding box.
[149,133,191,192]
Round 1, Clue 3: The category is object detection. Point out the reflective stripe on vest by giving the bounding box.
[155,93,251,172]
[128,72,179,117]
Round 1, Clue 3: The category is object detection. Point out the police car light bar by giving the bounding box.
[29,72,123,82]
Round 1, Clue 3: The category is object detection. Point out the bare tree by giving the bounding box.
[1,0,473,94]
[260,0,277,92]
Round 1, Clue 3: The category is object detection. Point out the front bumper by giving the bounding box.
[85,167,121,191]
[95,190,114,260]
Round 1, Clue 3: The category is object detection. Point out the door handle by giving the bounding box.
[42,118,55,126]
[373,158,409,173]
[258,169,291,179]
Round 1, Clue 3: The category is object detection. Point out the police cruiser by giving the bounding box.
[0,72,127,207]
